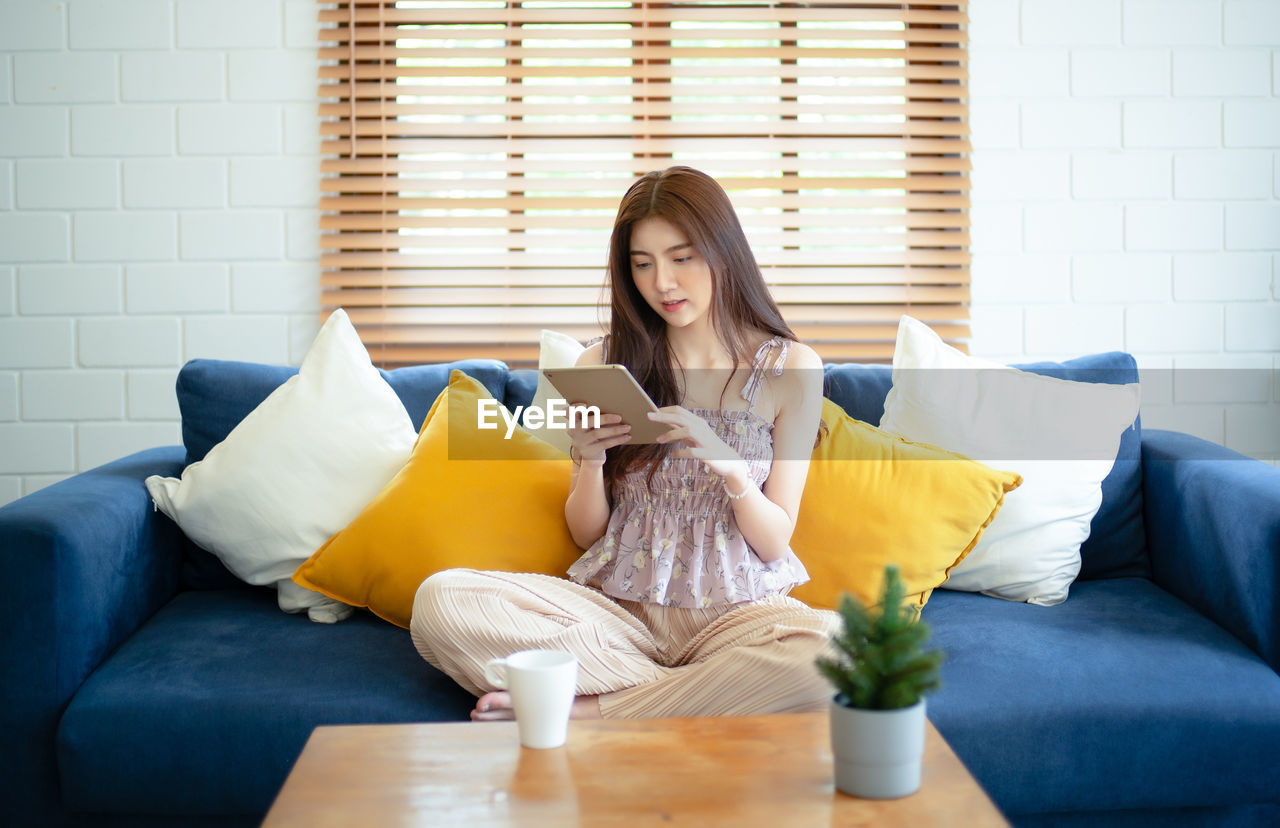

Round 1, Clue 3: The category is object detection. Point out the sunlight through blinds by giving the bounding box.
[317,1,970,366]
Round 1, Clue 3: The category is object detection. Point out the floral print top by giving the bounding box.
[566,338,810,608]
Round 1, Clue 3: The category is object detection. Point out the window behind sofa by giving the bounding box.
[316,1,970,367]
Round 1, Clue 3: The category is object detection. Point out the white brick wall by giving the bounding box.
[124,159,226,209]
[0,108,69,156]
[16,159,118,209]
[74,212,177,262]
[0,268,14,315]
[231,263,319,313]
[1,1,1276,505]
[1022,1,1120,46]
[76,421,181,470]
[0,213,69,261]
[126,263,229,314]
[1126,203,1223,251]
[1173,49,1272,97]
[70,0,172,51]
[14,53,117,103]
[1023,101,1121,148]
[1024,203,1124,251]
[0,1,65,52]
[176,0,283,50]
[1224,100,1280,145]
[1124,100,1222,147]
[23,370,125,420]
[1174,151,1273,199]
[1123,0,1221,46]
[183,314,290,363]
[1073,151,1170,200]
[1224,0,1280,46]
[1174,253,1272,300]
[0,372,18,420]
[127,369,181,420]
[18,265,122,315]
[1072,49,1170,97]
[122,53,223,102]
[1072,254,1171,303]
[78,317,182,367]
[1173,354,1272,403]
[971,0,1279,463]
[0,318,74,368]
[0,0,320,502]
[1226,203,1280,249]
[1024,304,1127,354]
[72,106,175,155]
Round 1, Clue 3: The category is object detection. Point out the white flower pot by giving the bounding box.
[829,697,927,799]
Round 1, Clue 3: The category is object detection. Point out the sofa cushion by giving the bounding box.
[293,370,582,628]
[177,358,511,466]
[379,360,510,433]
[505,367,539,411]
[56,589,474,817]
[822,351,1147,584]
[1009,352,1147,582]
[822,362,894,427]
[923,579,1280,817]
[524,329,588,454]
[881,319,1142,606]
[173,357,511,589]
[147,310,417,619]
[789,397,1021,612]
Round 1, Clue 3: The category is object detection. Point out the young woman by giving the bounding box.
[410,166,836,720]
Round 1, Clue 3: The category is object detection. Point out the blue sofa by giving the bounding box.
[3,353,1278,827]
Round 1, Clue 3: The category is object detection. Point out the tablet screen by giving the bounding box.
[540,365,669,444]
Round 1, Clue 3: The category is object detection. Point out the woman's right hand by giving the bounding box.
[566,409,631,466]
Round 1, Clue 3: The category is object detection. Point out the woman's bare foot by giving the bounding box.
[472,691,515,721]
[471,692,603,721]
[572,695,603,719]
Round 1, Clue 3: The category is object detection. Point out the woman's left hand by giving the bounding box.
[649,406,751,489]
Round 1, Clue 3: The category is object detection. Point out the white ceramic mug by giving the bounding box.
[483,649,578,749]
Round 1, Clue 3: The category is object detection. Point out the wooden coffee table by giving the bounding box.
[263,712,1007,826]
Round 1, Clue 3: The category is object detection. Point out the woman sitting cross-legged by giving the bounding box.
[410,166,838,720]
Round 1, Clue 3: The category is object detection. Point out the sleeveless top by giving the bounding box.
[565,338,811,608]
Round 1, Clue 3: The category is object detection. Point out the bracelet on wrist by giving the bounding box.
[724,477,752,500]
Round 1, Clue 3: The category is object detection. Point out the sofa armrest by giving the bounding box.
[0,446,187,825]
[1142,429,1280,672]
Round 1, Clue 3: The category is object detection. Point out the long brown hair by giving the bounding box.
[601,166,796,498]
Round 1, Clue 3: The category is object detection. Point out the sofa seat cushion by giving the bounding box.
[56,589,474,817]
[923,578,1280,818]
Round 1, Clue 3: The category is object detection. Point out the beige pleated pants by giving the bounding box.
[409,568,841,719]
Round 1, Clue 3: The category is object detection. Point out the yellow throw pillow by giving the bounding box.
[789,398,1022,612]
[293,370,582,629]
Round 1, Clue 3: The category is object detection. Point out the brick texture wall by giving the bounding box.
[969,0,1279,465]
[0,0,321,504]
[0,0,1277,506]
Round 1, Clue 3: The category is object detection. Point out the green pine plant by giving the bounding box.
[816,565,943,711]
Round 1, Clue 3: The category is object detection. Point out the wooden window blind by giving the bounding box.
[318,1,969,366]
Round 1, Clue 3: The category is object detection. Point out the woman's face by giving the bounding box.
[628,215,715,333]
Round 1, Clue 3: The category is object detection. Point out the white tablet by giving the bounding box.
[540,365,668,444]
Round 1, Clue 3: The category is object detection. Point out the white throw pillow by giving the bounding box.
[524,328,587,453]
[145,309,417,622]
[879,316,1140,606]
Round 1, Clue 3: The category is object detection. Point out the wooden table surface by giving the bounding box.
[263,712,1007,827]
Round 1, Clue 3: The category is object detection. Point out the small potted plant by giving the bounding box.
[816,565,944,799]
